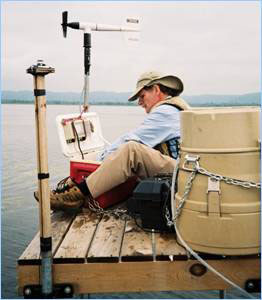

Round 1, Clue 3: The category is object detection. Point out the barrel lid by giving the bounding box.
[180,107,260,153]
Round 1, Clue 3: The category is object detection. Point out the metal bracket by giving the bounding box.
[206,177,221,216]
[27,60,55,76]
[245,279,261,293]
[182,154,200,171]
[23,284,74,299]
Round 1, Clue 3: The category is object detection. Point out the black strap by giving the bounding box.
[38,173,49,180]
[34,89,46,96]
[40,237,52,252]
[160,103,183,111]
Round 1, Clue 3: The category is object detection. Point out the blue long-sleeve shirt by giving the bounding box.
[97,104,180,161]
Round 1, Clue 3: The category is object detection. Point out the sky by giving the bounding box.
[1,0,261,95]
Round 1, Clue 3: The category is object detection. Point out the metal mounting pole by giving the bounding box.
[219,290,225,299]
[27,59,55,297]
[82,30,91,112]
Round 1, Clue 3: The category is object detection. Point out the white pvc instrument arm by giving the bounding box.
[79,22,140,33]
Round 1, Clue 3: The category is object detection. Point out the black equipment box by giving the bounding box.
[127,176,174,232]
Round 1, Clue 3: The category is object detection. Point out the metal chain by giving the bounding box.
[165,155,261,227]
[55,176,129,219]
[88,173,174,220]
[87,155,260,223]
[165,169,197,227]
[88,198,129,219]
[196,166,261,189]
[165,206,172,227]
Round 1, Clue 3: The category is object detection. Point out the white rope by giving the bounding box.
[171,164,255,299]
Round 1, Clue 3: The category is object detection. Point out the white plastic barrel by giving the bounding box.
[175,107,260,255]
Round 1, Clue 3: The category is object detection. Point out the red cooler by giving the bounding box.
[70,160,137,208]
[56,112,138,208]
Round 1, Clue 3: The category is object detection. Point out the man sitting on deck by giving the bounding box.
[35,71,190,210]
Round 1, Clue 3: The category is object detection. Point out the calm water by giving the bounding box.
[1,104,260,299]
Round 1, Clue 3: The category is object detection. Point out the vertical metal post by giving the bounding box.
[27,60,55,297]
[219,290,225,299]
[82,31,91,112]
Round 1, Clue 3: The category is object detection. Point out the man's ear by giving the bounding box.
[154,84,161,95]
[154,84,165,100]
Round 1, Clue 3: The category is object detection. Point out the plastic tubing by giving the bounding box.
[171,162,255,299]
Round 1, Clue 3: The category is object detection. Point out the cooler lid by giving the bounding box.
[56,112,106,158]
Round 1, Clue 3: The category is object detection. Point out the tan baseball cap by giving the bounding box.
[128,70,184,101]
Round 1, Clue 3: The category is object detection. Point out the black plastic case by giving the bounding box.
[127,177,174,232]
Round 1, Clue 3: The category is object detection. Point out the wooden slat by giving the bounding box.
[154,232,187,260]
[52,212,76,252]
[87,215,125,262]
[18,233,41,264]
[18,258,260,295]
[120,219,153,261]
[54,210,100,263]
[18,211,75,265]
[34,76,52,240]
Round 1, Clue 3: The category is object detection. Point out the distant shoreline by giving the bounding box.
[2,91,260,107]
[1,100,136,106]
[1,99,260,107]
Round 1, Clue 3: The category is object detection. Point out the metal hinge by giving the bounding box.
[23,284,74,299]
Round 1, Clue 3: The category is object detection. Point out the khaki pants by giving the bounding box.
[86,141,176,198]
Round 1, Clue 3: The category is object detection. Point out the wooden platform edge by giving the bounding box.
[17,257,260,295]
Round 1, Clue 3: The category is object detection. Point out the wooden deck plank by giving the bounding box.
[18,258,260,295]
[87,215,125,262]
[154,232,187,260]
[120,218,153,261]
[18,211,75,264]
[54,210,101,262]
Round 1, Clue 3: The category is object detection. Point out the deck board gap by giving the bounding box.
[18,211,76,265]
[118,217,128,263]
[120,218,154,261]
[54,210,101,262]
[152,230,156,262]
[87,213,126,262]
[84,213,103,261]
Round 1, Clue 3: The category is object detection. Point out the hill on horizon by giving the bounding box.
[1,90,261,106]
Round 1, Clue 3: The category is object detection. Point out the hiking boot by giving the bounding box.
[34,177,86,211]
